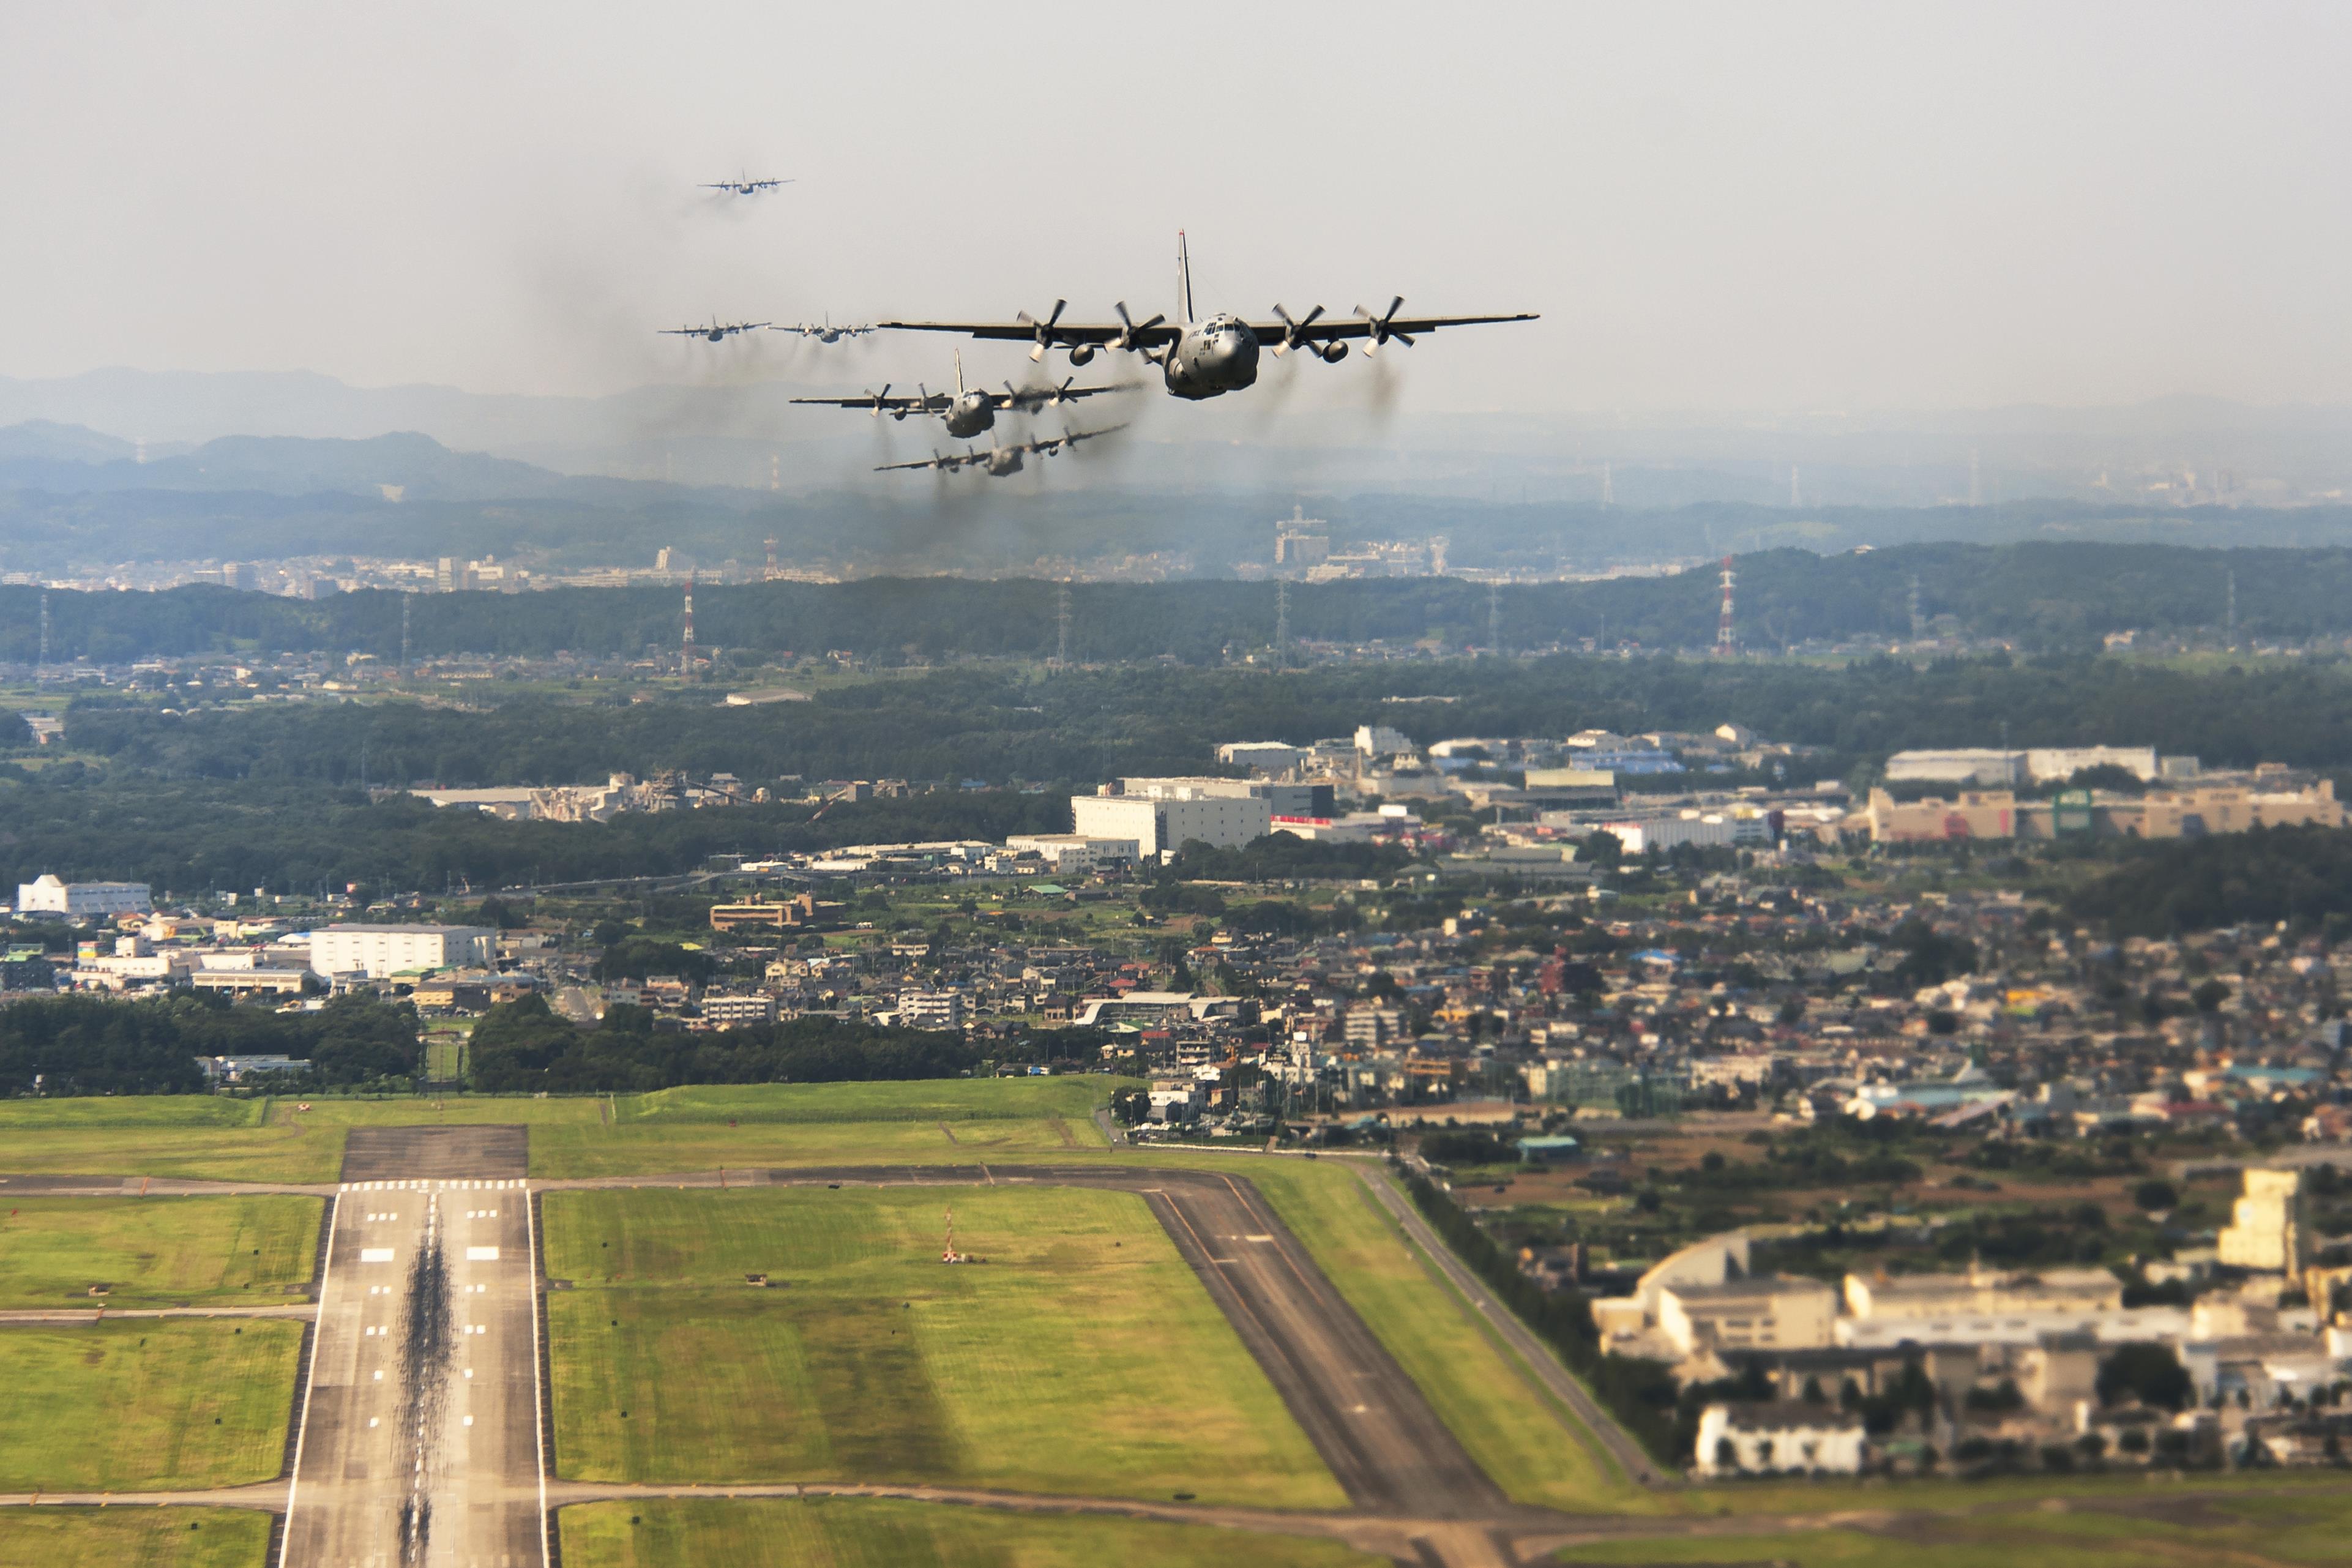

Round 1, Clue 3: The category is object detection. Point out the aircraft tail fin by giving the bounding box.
[1176,231,1194,326]
[954,348,964,395]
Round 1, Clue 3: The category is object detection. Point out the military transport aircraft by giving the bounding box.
[703,174,791,196]
[876,233,1536,401]
[792,351,1134,440]
[773,317,876,345]
[660,318,769,343]
[875,423,1127,479]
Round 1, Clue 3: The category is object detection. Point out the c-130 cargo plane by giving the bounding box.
[877,233,1536,401]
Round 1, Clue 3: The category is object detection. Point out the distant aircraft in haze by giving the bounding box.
[875,423,1127,479]
[878,233,1537,401]
[772,317,875,345]
[703,173,791,196]
[660,318,769,343]
[793,351,1135,439]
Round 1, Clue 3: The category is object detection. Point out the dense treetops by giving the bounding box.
[464,995,979,1094]
[0,991,422,1096]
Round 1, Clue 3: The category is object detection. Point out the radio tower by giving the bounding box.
[1053,584,1070,670]
[1908,574,1924,643]
[1274,580,1289,666]
[1788,466,1801,507]
[1714,556,1736,656]
[1487,580,1502,654]
[400,592,412,675]
[764,537,778,580]
[2226,569,2237,650]
[681,572,696,679]
[1600,460,1615,506]
[36,589,50,679]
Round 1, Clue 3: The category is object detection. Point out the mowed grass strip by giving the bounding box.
[543,1187,1340,1509]
[0,1099,340,1183]
[558,1496,1389,1568]
[0,1320,302,1490]
[618,1078,1118,1125]
[529,1115,1097,1179]
[1548,1503,2352,1568]
[0,1196,321,1309]
[0,1507,274,1568]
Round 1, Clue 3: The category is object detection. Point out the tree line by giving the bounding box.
[13,540,2352,665]
[463,995,979,1093]
[0,991,424,1096]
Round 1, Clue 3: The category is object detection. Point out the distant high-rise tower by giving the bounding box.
[764,537,778,580]
[1908,575,1924,643]
[1788,466,1801,507]
[2227,569,2238,650]
[681,573,696,678]
[1600,461,1615,506]
[1054,584,1070,670]
[1715,556,1736,656]
[400,592,412,674]
[1487,580,1502,654]
[36,589,49,677]
[1969,449,1983,507]
[1274,580,1289,665]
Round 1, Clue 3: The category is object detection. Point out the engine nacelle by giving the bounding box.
[1319,341,1351,363]
[1066,344,1095,366]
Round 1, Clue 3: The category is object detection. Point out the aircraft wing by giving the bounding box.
[876,318,1182,349]
[874,450,982,473]
[791,393,951,414]
[1242,307,1539,347]
[1031,423,1128,454]
[993,383,1137,410]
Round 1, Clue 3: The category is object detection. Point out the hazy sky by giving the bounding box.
[4,1,2348,414]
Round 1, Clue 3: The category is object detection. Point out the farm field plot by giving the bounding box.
[542,1185,1340,1509]
[0,1507,273,1568]
[0,1320,302,1490]
[0,1195,321,1309]
[558,1496,1388,1568]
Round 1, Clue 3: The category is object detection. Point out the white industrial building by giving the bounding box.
[1070,793,1272,857]
[1883,749,2029,787]
[1215,741,1308,774]
[1004,835,1141,875]
[2025,745,2161,783]
[307,924,496,979]
[1693,1403,1867,1477]
[16,875,152,919]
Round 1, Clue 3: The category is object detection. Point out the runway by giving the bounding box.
[277,1127,543,1567]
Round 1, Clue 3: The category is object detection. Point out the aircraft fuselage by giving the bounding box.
[1160,313,1260,400]
[943,394,995,439]
[985,447,1024,477]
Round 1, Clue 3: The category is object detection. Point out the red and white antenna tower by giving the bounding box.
[681,572,697,678]
[1714,555,1736,656]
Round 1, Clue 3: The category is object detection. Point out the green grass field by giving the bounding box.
[542,1185,1340,1509]
[529,1115,1100,1177]
[558,1496,1386,1568]
[0,1508,273,1568]
[617,1078,1117,1124]
[1557,1491,2352,1567]
[0,1320,301,1490]
[0,1196,321,1309]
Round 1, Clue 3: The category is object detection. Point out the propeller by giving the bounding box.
[1016,299,1067,362]
[1354,297,1416,355]
[1270,304,1328,357]
[866,384,892,417]
[1110,301,1167,356]
[1048,376,1077,406]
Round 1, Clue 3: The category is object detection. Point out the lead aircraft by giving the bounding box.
[877,233,1536,401]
